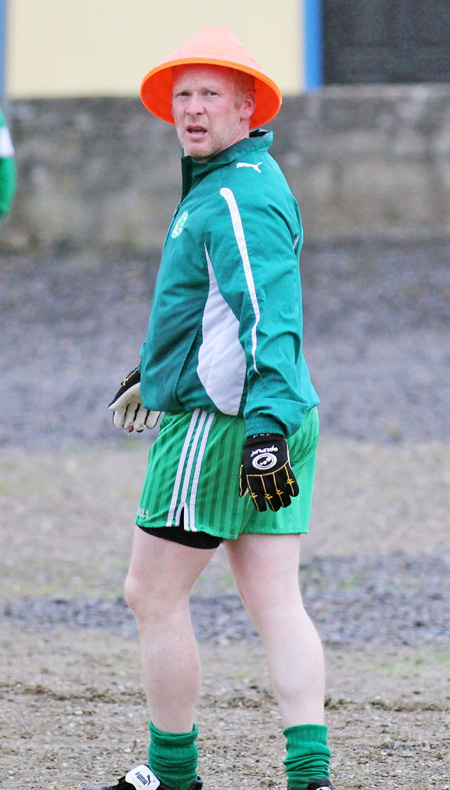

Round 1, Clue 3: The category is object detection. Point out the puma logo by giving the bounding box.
[236,161,263,173]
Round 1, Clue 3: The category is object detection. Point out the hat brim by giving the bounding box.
[140,58,282,129]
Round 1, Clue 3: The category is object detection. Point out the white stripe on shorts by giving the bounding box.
[166,409,215,531]
[166,409,201,527]
[189,412,215,530]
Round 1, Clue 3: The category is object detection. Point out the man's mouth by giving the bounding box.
[186,125,207,139]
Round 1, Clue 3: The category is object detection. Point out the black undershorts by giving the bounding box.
[137,522,223,550]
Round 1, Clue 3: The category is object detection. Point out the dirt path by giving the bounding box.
[1,442,449,790]
[1,240,449,788]
[1,629,449,790]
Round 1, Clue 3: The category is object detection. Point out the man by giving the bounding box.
[84,26,334,790]
[0,106,16,219]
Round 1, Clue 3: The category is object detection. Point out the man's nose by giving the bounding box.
[186,93,204,115]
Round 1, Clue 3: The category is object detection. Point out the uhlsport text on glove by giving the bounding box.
[239,433,299,512]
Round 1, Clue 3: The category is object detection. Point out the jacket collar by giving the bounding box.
[180,129,273,198]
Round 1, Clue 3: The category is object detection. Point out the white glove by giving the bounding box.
[108,367,160,432]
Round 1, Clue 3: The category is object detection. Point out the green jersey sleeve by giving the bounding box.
[0,112,17,218]
[204,171,316,438]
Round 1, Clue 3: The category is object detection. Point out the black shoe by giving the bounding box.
[80,764,203,790]
[288,780,335,790]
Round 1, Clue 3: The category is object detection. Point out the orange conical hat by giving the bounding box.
[140,26,282,128]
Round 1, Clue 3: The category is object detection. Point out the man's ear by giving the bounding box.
[240,92,257,121]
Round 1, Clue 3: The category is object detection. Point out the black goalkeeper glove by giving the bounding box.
[108,367,160,432]
[239,433,299,512]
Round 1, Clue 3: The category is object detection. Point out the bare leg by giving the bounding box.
[224,532,325,728]
[124,527,216,732]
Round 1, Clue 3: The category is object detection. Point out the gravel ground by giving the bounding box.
[1,239,449,790]
[1,237,449,448]
[2,552,449,647]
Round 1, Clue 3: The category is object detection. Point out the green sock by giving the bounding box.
[148,721,199,790]
[283,724,331,790]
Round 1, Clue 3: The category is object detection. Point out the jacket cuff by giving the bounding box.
[245,415,287,438]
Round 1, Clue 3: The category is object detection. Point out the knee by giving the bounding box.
[234,581,269,626]
[238,582,305,633]
[124,568,162,620]
[124,568,188,626]
[124,572,163,631]
[123,570,144,616]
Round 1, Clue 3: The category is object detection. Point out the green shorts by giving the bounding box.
[136,407,319,540]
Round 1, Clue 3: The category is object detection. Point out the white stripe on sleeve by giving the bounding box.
[219,187,261,375]
[0,127,15,157]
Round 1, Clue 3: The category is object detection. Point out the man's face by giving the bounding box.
[171,64,256,161]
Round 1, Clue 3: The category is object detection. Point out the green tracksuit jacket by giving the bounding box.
[140,130,319,438]
[0,109,16,218]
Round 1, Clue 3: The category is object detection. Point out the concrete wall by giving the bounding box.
[275,84,450,240]
[3,84,450,250]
